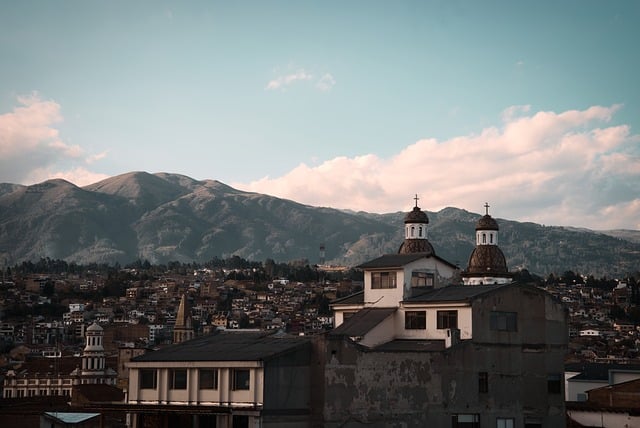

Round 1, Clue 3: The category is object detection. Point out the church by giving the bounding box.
[122,199,567,428]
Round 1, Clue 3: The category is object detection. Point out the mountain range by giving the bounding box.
[1,171,638,278]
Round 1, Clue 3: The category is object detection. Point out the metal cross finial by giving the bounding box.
[414,194,419,207]
[484,202,490,215]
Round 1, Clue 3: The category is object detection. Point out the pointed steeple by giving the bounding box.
[173,294,194,344]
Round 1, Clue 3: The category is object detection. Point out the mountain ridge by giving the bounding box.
[1,172,638,277]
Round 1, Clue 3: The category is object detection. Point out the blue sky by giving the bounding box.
[1,1,639,230]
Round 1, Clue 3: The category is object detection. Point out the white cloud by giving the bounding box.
[316,73,336,91]
[235,105,640,230]
[0,93,108,185]
[265,70,313,91]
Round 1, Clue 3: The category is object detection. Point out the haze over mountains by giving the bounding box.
[0,172,638,277]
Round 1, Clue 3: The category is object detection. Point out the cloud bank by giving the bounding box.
[237,105,640,230]
[0,93,109,186]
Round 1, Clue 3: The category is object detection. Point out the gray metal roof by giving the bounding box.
[404,284,507,303]
[357,252,458,270]
[131,330,310,362]
[372,339,446,352]
[329,307,397,337]
[330,290,364,306]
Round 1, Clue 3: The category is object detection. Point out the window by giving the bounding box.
[199,369,218,390]
[371,272,397,289]
[405,311,427,329]
[452,414,479,428]
[547,374,561,394]
[482,233,486,244]
[411,271,434,288]
[497,418,514,428]
[232,369,250,390]
[437,310,458,329]
[169,369,187,389]
[140,369,157,389]
[490,311,517,332]
[478,372,488,393]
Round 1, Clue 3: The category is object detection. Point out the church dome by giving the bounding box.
[86,322,103,332]
[405,206,429,224]
[476,214,499,231]
[466,245,508,274]
[398,239,435,255]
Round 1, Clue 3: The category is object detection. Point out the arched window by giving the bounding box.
[418,226,423,237]
[411,226,415,237]
[490,234,494,244]
[482,233,486,244]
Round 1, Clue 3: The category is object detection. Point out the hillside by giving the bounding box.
[0,172,638,277]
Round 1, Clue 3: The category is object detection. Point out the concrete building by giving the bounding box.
[125,330,312,428]
[325,200,567,427]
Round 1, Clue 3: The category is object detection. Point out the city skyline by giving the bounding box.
[1,1,639,230]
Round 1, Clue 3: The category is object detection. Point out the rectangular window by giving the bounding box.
[371,272,397,289]
[411,271,434,287]
[140,369,157,389]
[452,414,480,428]
[478,372,488,394]
[437,310,458,329]
[169,369,187,390]
[199,369,218,390]
[232,369,250,390]
[497,418,514,428]
[405,311,427,329]
[490,311,517,332]
[547,374,562,394]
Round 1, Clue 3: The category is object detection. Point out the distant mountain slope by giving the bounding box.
[0,172,638,277]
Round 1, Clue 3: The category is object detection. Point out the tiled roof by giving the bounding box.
[131,330,310,362]
[329,307,396,337]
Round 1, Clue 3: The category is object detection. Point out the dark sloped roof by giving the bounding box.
[372,339,446,352]
[329,307,397,337]
[404,284,507,303]
[404,206,429,224]
[476,214,499,230]
[330,290,364,306]
[358,252,457,270]
[565,362,640,381]
[131,330,309,362]
[466,245,509,274]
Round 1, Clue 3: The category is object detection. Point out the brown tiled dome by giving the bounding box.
[405,206,429,224]
[398,239,435,255]
[476,214,499,230]
[466,246,508,274]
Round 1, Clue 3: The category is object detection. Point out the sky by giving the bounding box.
[1,1,639,230]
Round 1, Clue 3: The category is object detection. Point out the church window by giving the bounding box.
[405,311,427,329]
[140,369,157,389]
[437,310,458,329]
[418,226,423,237]
[199,369,218,390]
[411,226,415,237]
[482,233,486,244]
[371,272,397,289]
[490,233,494,244]
[232,369,250,390]
[411,271,434,287]
[490,311,517,332]
[169,369,187,389]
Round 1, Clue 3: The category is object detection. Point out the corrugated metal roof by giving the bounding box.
[131,330,310,362]
[329,307,397,337]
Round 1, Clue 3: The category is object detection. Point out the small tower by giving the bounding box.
[462,203,512,285]
[173,294,194,344]
[81,322,106,382]
[398,195,435,255]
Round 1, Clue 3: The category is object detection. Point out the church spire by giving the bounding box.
[397,195,435,255]
[173,293,194,344]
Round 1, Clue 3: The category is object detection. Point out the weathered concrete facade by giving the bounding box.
[320,284,568,427]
